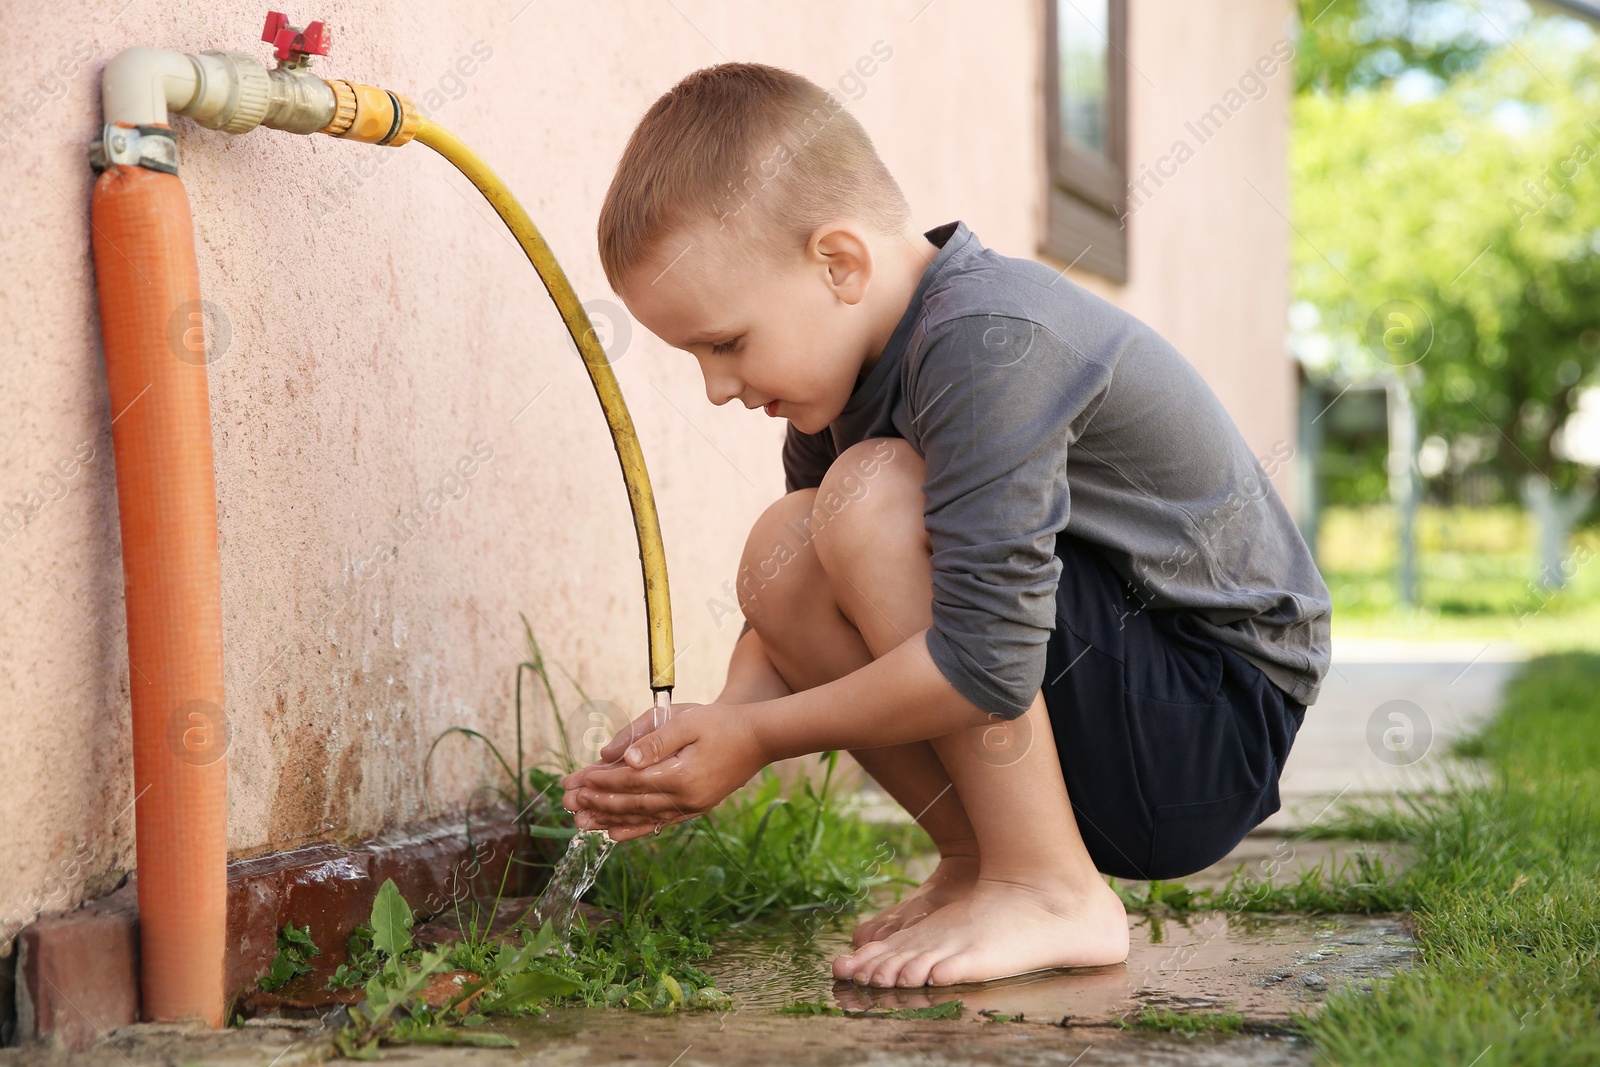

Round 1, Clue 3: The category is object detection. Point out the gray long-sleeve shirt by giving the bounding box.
[740,220,1331,721]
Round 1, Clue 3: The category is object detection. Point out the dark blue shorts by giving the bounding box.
[1042,532,1306,882]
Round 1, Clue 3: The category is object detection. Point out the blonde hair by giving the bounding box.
[597,62,911,290]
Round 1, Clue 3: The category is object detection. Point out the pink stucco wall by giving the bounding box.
[0,0,1293,944]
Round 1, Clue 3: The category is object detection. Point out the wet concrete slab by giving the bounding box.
[704,909,1415,1028]
[5,1009,1318,1066]
[0,902,1413,1066]
[404,1011,1321,1066]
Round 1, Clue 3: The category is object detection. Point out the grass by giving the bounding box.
[516,752,928,1010]
[412,616,929,1015]
[1319,505,1600,646]
[1125,1007,1245,1035]
[1109,848,1413,920]
[1289,651,1600,1065]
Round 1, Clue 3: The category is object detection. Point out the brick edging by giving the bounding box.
[13,809,538,1051]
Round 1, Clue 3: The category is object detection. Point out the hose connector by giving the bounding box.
[317,80,419,146]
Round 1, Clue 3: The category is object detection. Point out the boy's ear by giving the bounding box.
[809,223,873,306]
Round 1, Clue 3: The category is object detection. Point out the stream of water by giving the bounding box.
[530,827,617,952]
[530,692,673,952]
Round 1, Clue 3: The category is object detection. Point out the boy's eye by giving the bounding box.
[710,337,741,355]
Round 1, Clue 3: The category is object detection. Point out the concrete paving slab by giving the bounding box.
[1261,641,1524,833]
[705,910,1414,1029]
[1,1011,1320,1066]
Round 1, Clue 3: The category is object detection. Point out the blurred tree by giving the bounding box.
[1292,0,1517,95]
[1291,12,1600,585]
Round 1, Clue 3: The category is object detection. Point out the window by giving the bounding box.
[1043,0,1129,282]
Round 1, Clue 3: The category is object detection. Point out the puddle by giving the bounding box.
[703,907,1416,1026]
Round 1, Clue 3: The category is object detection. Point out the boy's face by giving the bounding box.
[616,221,878,436]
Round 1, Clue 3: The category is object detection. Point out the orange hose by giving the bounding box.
[91,152,227,1027]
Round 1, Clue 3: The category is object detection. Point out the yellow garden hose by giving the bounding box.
[409,117,676,702]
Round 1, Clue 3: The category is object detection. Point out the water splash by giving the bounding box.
[531,828,616,953]
[531,691,673,953]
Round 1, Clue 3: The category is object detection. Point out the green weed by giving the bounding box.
[258,921,320,992]
[777,998,964,1020]
[780,999,843,1016]
[331,878,580,1058]
[860,1000,964,1020]
[1126,1007,1245,1034]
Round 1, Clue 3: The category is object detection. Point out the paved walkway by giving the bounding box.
[1260,639,1524,833]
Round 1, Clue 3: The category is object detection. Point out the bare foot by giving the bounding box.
[832,876,1130,988]
[851,854,978,948]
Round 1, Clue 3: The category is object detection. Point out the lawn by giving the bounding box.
[1298,651,1600,1064]
[1318,505,1600,647]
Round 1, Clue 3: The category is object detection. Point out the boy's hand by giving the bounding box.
[557,700,702,797]
[558,703,765,841]
[592,701,700,767]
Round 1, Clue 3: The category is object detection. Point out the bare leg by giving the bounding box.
[738,487,981,944]
[834,690,1130,986]
[808,440,1130,987]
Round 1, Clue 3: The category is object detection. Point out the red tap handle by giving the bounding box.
[262,11,330,61]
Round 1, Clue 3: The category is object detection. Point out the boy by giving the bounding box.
[560,62,1331,989]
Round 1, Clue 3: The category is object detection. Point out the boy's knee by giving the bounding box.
[812,438,926,561]
[736,488,822,619]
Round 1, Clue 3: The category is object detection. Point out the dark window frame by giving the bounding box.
[1042,0,1130,283]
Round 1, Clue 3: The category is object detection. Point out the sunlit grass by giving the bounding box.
[1295,652,1600,1065]
[1318,505,1600,647]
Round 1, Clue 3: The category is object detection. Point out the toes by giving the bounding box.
[834,939,893,982]
[851,940,895,968]
[897,951,943,988]
[865,952,916,988]
[925,953,977,987]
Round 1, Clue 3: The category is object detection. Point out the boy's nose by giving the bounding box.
[703,373,743,407]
